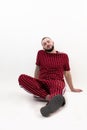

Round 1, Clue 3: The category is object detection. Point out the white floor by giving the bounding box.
[0,80,87,130]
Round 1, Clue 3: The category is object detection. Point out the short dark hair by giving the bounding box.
[41,37,51,42]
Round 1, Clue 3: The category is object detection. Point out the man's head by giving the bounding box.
[41,37,54,52]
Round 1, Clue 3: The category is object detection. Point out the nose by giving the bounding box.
[46,42,50,45]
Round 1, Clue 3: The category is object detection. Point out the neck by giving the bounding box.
[48,49,57,54]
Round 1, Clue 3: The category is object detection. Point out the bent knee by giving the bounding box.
[18,74,26,84]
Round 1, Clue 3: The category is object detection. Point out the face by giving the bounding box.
[41,37,54,52]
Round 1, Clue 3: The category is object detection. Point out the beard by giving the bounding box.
[44,45,54,52]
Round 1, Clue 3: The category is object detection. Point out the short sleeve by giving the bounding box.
[63,54,70,71]
[35,51,40,66]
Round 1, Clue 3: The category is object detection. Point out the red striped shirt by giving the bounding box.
[36,50,70,81]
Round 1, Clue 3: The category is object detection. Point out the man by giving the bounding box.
[18,37,82,117]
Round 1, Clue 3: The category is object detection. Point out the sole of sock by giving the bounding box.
[40,95,65,117]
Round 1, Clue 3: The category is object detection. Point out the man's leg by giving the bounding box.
[40,80,66,117]
[18,74,48,99]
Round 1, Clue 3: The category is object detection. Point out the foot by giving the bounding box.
[40,95,65,117]
[45,95,51,101]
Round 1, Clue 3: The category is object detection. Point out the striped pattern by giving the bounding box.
[18,74,65,99]
[18,50,70,99]
[18,74,48,99]
[36,50,70,80]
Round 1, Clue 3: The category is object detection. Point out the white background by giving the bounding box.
[0,0,87,130]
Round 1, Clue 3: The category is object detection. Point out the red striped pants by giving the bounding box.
[18,74,65,99]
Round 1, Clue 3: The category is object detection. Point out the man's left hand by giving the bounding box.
[71,88,83,92]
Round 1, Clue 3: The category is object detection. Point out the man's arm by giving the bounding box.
[64,71,82,92]
[34,65,40,79]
